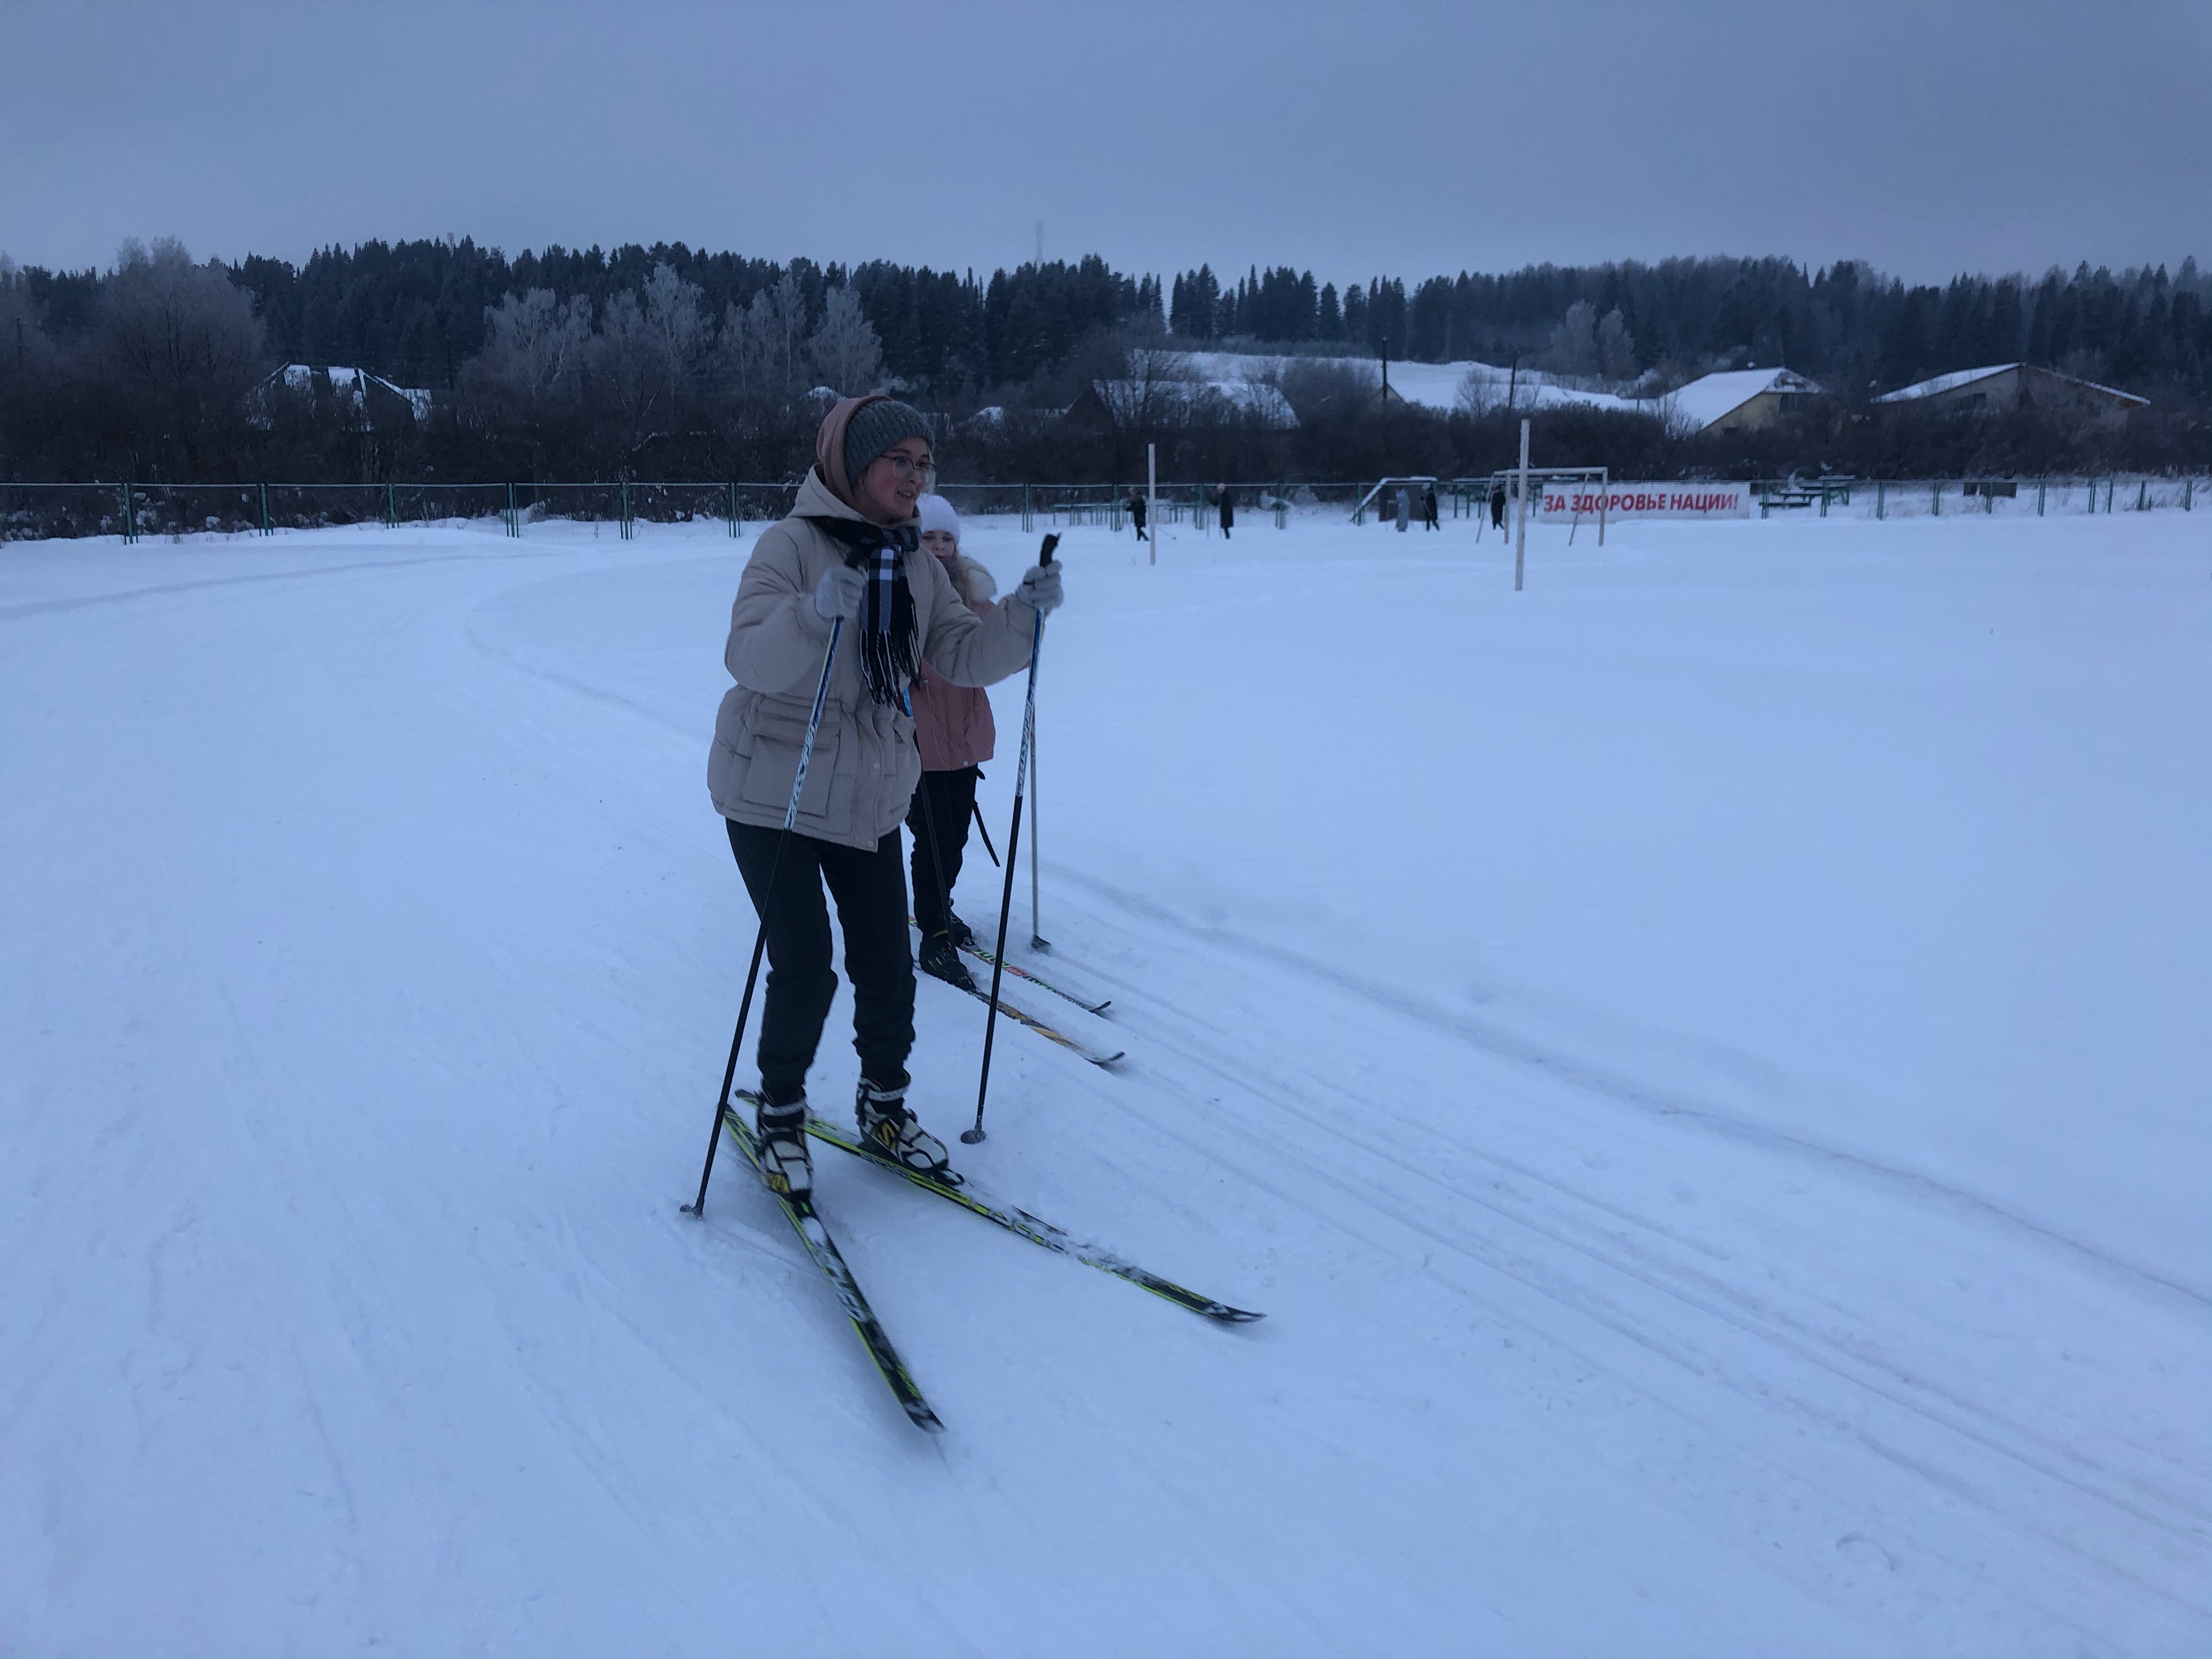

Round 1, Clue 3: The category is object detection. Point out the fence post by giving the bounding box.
[620,478,631,540]
[1021,483,1031,533]
[506,482,518,537]
[386,480,397,528]
[1876,478,1885,521]
[118,483,133,544]
[1147,443,1156,567]
[2037,478,2045,516]
[258,482,270,535]
[2106,477,2115,513]
[1513,418,1531,593]
[2186,477,2195,512]
[2136,478,2148,512]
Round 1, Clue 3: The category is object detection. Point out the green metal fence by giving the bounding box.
[1,474,2202,544]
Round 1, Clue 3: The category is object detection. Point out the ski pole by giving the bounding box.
[972,802,999,867]
[686,614,844,1218]
[962,534,1056,1146]
[1028,718,1046,951]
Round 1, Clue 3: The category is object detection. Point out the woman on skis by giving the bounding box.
[905,493,996,994]
[709,397,1063,1198]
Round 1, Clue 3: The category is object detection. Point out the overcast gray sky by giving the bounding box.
[4,0,2208,285]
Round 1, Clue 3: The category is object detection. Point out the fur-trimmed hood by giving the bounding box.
[942,551,996,610]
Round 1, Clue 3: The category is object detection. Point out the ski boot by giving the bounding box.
[945,914,977,950]
[856,1076,955,1181]
[753,1093,813,1201]
[917,931,976,991]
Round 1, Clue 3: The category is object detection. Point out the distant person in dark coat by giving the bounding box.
[1422,484,1440,531]
[1126,490,1148,541]
[1489,482,1507,530]
[1218,486,1234,539]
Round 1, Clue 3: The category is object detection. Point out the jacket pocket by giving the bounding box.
[738,707,840,819]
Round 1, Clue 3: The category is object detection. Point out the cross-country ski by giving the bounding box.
[717,1108,943,1431]
[735,1098,1263,1323]
[921,921,1113,1017]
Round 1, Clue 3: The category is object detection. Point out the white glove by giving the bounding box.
[812,564,865,623]
[1018,562,1064,616]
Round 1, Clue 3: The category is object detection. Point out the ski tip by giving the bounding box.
[1212,1307,1267,1324]
[1088,1051,1128,1068]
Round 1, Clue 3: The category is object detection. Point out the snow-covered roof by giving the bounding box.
[272,364,434,420]
[1871,363,2148,407]
[1657,368,1827,431]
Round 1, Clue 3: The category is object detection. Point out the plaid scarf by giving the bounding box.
[806,517,919,706]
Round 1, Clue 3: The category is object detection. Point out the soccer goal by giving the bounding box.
[1351,477,1441,527]
[1491,466,1610,539]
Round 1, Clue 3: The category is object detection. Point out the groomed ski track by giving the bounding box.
[3,511,2208,1655]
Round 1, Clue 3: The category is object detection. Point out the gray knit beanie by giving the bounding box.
[842,398,934,492]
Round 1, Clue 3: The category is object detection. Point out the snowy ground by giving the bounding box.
[3,503,2208,1656]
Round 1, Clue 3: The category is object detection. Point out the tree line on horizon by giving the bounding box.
[2,236,2208,496]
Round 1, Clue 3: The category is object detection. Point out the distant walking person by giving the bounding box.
[1126,489,1148,543]
[1217,485,1234,539]
[905,494,995,993]
[1395,485,1411,533]
[1422,483,1440,531]
[1489,481,1507,531]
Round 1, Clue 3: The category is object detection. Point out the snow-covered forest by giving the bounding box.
[4,240,2209,487]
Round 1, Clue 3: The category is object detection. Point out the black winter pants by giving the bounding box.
[905,764,981,938]
[726,819,914,1105]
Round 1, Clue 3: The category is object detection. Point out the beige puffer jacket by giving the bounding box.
[709,468,1039,850]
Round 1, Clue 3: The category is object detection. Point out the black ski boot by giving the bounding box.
[917,931,975,991]
[945,915,977,950]
[856,1076,954,1181]
[753,1093,813,1201]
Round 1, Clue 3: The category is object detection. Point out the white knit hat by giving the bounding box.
[916,493,961,544]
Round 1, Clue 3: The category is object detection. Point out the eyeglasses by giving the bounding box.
[881,453,936,483]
